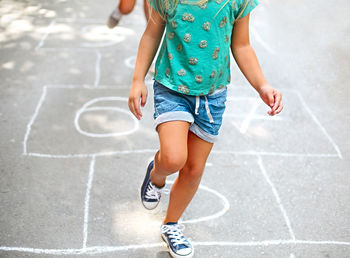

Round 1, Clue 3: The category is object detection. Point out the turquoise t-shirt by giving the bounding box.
[149,0,259,96]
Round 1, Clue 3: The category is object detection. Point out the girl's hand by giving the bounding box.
[128,81,148,120]
[258,84,283,116]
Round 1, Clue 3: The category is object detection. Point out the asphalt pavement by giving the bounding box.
[1,0,350,257]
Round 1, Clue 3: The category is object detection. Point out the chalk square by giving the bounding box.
[261,156,350,242]
[86,154,290,247]
[0,156,89,248]
[25,86,158,156]
[217,88,338,155]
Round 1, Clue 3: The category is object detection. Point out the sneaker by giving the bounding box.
[161,223,194,258]
[140,160,164,209]
[106,9,122,29]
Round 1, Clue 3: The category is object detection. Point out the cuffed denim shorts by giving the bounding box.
[153,80,227,143]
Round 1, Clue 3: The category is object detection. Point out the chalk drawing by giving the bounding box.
[83,156,96,248]
[74,97,139,138]
[13,16,346,257]
[124,56,136,69]
[164,180,230,224]
[94,50,101,88]
[257,156,296,240]
[35,19,56,51]
[23,87,47,155]
[1,240,350,255]
[251,26,276,55]
[239,99,261,134]
[296,92,342,159]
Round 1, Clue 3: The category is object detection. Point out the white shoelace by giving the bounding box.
[161,224,190,247]
[145,183,167,200]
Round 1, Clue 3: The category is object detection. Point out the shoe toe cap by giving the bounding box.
[176,247,193,257]
[142,201,158,210]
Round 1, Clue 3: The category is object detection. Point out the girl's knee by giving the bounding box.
[180,165,204,185]
[160,151,187,173]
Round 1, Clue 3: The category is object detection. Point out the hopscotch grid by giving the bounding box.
[22,85,341,158]
[10,14,345,257]
[257,155,296,241]
[82,156,96,249]
[17,62,343,255]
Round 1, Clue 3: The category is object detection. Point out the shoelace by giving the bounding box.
[145,183,168,200]
[161,224,190,247]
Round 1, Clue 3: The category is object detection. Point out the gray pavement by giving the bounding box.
[1,0,350,257]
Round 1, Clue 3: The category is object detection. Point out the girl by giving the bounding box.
[107,0,150,28]
[129,0,283,257]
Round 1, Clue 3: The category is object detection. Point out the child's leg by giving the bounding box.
[118,0,137,15]
[163,131,213,224]
[150,121,190,188]
[107,0,136,28]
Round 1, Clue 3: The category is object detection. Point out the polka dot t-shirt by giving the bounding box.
[149,0,259,96]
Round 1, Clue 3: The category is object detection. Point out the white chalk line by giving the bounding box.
[94,50,101,88]
[24,150,340,159]
[35,19,56,51]
[163,181,230,224]
[75,107,138,137]
[74,97,139,138]
[224,113,286,121]
[83,156,96,249]
[251,26,276,55]
[290,254,296,258]
[257,156,296,240]
[23,87,47,155]
[296,92,343,159]
[124,56,136,69]
[239,99,261,134]
[1,240,350,255]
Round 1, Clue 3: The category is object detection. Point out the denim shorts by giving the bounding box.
[153,80,227,143]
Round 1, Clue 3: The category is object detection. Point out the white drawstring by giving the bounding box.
[204,96,214,123]
[194,96,214,123]
[195,96,200,115]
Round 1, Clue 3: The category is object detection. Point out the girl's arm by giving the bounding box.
[231,14,283,116]
[129,7,166,120]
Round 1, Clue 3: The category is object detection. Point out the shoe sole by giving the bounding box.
[161,234,194,258]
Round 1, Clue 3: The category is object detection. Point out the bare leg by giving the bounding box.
[150,121,190,188]
[107,0,137,28]
[118,0,137,14]
[163,131,213,224]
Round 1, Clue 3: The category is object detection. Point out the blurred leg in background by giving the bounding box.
[107,0,149,29]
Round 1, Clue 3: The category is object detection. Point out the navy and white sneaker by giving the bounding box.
[140,160,164,209]
[161,223,194,258]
